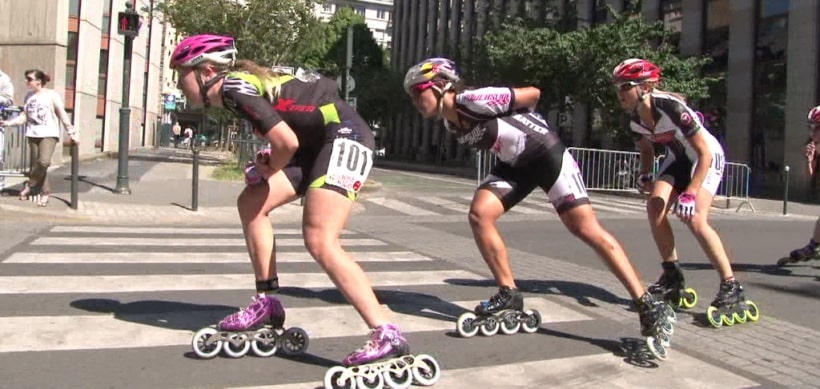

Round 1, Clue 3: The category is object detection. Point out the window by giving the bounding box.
[102,0,112,35]
[355,7,365,16]
[98,50,109,96]
[660,0,682,47]
[701,0,731,142]
[592,0,608,25]
[376,9,387,19]
[65,31,79,93]
[322,4,332,13]
[623,0,641,13]
[69,0,81,17]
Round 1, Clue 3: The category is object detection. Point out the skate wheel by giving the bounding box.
[222,333,251,358]
[706,306,722,328]
[776,257,792,267]
[456,312,480,338]
[499,312,521,335]
[251,328,278,357]
[281,327,310,356]
[520,309,541,333]
[356,371,384,389]
[732,309,747,324]
[411,354,441,386]
[721,312,735,326]
[382,359,412,389]
[479,316,500,336]
[663,304,677,323]
[744,301,760,322]
[191,327,222,359]
[659,319,674,336]
[646,336,668,361]
[658,331,671,348]
[324,365,355,389]
[680,288,698,309]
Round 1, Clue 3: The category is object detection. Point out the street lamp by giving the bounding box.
[114,1,140,194]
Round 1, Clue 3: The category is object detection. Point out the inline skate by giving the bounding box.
[776,240,820,266]
[191,294,309,359]
[635,292,676,361]
[324,323,441,389]
[456,286,541,337]
[648,261,698,310]
[706,279,760,328]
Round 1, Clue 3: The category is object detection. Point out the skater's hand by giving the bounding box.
[805,142,816,161]
[674,192,697,222]
[637,173,653,194]
[253,148,273,179]
[244,161,265,186]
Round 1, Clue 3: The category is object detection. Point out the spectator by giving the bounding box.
[172,122,181,147]
[0,68,14,193]
[0,69,79,207]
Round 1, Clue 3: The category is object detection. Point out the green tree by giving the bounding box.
[476,9,719,148]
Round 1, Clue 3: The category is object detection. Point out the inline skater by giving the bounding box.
[612,58,759,328]
[404,57,675,359]
[777,105,820,266]
[170,35,439,386]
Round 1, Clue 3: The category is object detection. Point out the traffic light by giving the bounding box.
[117,11,140,37]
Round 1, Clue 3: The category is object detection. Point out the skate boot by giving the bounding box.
[191,294,309,359]
[456,286,541,337]
[706,279,760,328]
[647,261,698,310]
[777,240,820,266]
[635,292,675,361]
[324,324,441,389]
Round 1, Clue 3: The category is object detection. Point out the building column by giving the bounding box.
[724,1,755,163]
[784,0,820,198]
[641,0,660,22]
[679,0,704,56]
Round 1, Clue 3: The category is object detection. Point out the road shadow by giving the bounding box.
[444,278,633,309]
[679,262,812,278]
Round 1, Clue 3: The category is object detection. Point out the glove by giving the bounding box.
[256,148,272,163]
[244,162,264,186]
[637,173,653,193]
[675,192,697,220]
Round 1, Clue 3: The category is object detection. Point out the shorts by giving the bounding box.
[478,149,590,214]
[656,150,724,196]
[282,121,375,201]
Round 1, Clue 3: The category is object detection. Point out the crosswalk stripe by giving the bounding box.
[48,226,353,235]
[0,270,482,294]
[246,352,759,389]
[364,197,441,216]
[28,237,385,247]
[415,196,469,213]
[3,251,434,264]
[589,200,639,214]
[594,198,647,211]
[0,297,590,353]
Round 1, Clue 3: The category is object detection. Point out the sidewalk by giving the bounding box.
[1,147,819,224]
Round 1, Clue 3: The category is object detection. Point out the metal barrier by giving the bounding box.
[716,161,756,213]
[475,150,496,185]
[1,106,29,180]
[233,137,269,166]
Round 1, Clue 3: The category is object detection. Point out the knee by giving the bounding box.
[686,217,710,236]
[302,227,334,260]
[35,159,50,169]
[646,197,667,223]
[468,207,495,230]
[236,189,266,221]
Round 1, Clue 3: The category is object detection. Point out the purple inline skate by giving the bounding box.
[192,294,309,359]
[324,324,441,389]
[777,240,820,266]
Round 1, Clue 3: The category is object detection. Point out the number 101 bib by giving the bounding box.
[326,138,373,193]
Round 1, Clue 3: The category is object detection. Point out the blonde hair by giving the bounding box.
[229,59,290,103]
[645,81,687,103]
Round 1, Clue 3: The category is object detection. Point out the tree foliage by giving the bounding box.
[473,9,720,146]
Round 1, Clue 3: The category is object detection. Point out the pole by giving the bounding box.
[70,143,79,209]
[115,2,136,194]
[345,26,353,102]
[783,165,790,215]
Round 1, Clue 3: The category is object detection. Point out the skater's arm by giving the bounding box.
[511,87,540,112]
[635,137,655,175]
[804,141,815,176]
[256,121,298,178]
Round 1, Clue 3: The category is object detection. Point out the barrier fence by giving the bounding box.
[233,138,269,167]
[0,105,30,182]
[476,147,755,213]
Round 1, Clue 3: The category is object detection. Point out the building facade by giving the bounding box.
[314,0,394,47]
[388,0,819,198]
[0,0,166,163]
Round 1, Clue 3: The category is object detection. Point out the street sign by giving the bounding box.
[117,11,140,37]
[336,75,356,93]
[163,94,177,111]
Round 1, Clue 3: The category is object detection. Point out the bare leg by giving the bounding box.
[646,181,678,263]
[682,188,734,281]
[468,189,515,288]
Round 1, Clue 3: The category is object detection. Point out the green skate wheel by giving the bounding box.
[706,306,722,328]
[721,312,735,326]
[745,301,760,322]
[679,288,698,309]
[732,309,747,324]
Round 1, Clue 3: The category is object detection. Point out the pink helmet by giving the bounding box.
[612,58,661,84]
[170,34,237,69]
[808,105,820,124]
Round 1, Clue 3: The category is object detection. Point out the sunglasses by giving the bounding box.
[615,82,640,92]
[410,81,434,95]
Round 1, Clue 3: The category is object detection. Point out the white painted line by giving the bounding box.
[28,237,385,247]
[364,197,440,216]
[0,270,480,294]
[415,196,469,213]
[3,251,434,264]
[0,298,589,353]
[590,201,639,215]
[48,226,352,235]
[373,168,474,187]
[594,198,647,211]
[246,351,758,389]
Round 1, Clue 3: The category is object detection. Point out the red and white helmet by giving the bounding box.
[808,105,820,124]
[612,58,661,84]
[170,34,237,69]
[403,58,460,95]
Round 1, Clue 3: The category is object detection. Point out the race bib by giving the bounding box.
[326,138,373,193]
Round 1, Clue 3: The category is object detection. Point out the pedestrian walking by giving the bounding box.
[612,58,758,328]
[172,122,181,147]
[0,69,79,207]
